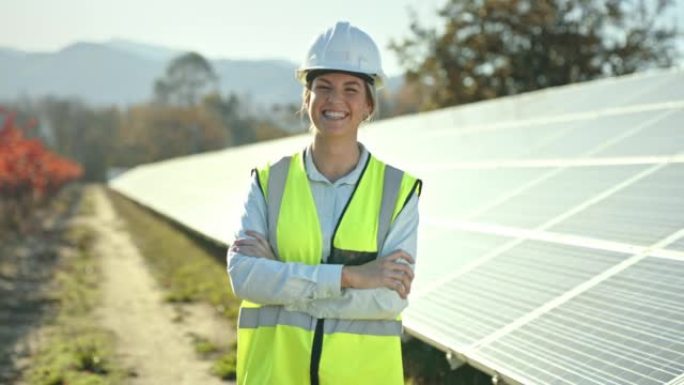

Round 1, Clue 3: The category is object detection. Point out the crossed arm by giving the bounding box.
[226,176,419,320]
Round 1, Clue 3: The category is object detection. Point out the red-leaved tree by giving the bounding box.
[0,107,83,232]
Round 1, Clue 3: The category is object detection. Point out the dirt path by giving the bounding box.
[89,186,234,385]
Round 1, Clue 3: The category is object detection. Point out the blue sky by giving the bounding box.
[2,0,682,77]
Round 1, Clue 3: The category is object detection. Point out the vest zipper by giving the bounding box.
[309,152,371,385]
[310,318,325,385]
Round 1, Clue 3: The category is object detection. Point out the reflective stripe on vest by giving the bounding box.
[239,149,421,385]
[239,306,403,336]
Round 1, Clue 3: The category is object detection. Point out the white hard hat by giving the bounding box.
[296,21,386,89]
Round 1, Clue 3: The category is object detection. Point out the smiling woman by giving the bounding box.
[226,21,422,385]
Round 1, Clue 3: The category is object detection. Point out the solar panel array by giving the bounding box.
[110,68,684,384]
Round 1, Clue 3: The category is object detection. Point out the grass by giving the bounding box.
[402,337,492,385]
[211,349,238,381]
[25,187,127,385]
[188,333,219,357]
[27,325,123,385]
[107,189,239,379]
[107,190,240,319]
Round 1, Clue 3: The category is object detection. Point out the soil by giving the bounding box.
[0,187,80,383]
[91,185,235,385]
[0,185,235,384]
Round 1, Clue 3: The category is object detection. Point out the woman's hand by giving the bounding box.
[230,231,276,260]
[341,250,415,299]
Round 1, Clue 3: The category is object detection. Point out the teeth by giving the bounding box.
[323,110,347,120]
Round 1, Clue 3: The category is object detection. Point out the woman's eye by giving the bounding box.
[346,88,358,93]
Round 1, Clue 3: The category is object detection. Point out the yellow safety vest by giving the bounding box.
[237,149,421,385]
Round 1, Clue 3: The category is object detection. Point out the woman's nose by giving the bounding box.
[326,88,341,102]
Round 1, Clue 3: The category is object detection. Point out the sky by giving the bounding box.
[1,0,446,77]
[3,0,683,77]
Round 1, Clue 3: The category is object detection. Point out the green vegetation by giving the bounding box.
[107,190,240,319]
[211,350,238,381]
[188,333,219,357]
[188,332,237,380]
[5,67,291,183]
[108,190,239,379]
[391,0,678,110]
[402,337,491,385]
[26,190,126,385]
[27,326,123,385]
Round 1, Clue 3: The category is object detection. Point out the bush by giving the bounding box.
[0,107,82,232]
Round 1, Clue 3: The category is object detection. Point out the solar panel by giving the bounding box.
[592,110,684,157]
[406,241,628,347]
[629,71,684,106]
[475,257,684,385]
[111,134,311,243]
[412,228,511,292]
[523,110,671,159]
[110,68,684,384]
[550,164,684,245]
[547,72,676,115]
[419,168,550,219]
[472,165,649,229]
[668,238,684,252]
[670,374,684,385]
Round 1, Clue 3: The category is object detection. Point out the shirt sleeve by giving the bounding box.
[284,192,419,320]
[226,174,343,305]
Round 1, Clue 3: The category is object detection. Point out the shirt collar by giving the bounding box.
[304,143,369,186]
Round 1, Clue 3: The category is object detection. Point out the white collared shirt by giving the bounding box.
[227,143,419,320]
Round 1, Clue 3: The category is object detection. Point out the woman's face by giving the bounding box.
[307,72,372,140]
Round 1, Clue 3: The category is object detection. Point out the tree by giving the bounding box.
[154,52,219,107]
[31,97,117,182]
[0,107,82,232]
[390,0,678,110]
[202,92,254,144]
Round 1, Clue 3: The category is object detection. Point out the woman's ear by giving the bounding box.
[366,100,374,119]
[364,83,376,120]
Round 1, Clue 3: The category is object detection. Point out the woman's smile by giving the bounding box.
[321,109,349,120]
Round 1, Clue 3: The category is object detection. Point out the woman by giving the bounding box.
[227,21,422,385]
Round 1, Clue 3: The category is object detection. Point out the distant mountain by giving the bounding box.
[0,40,303,107]
[0,47,26,58]
[0,39,405,108]
[0,42,160,106]
[102,39,181,62]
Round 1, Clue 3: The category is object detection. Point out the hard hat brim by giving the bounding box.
[296,68,385,89]
[304,69,375,86]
